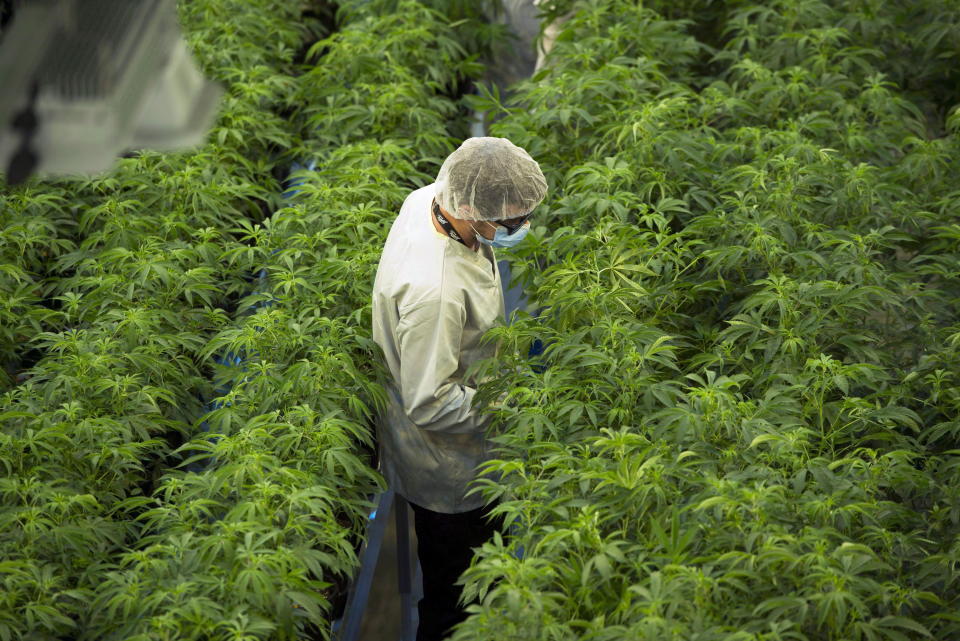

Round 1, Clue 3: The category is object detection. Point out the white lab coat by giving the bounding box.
[371,183,505,513]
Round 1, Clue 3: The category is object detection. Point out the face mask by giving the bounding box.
[475,221,531,249]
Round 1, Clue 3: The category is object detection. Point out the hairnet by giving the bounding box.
[435,137,547,221]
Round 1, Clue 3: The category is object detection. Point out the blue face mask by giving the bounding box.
[475,220,531,249]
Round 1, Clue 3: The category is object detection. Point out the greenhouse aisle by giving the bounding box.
[353,6,540,634]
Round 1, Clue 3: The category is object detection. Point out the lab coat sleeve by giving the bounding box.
[395,297,487,435]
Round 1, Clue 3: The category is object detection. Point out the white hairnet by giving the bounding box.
[435,137,547,221]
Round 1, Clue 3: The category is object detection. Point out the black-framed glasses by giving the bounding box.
[496,211,533,235]
[436,196,533,236]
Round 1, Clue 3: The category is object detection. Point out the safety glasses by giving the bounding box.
[436,197,534,236]
[495,211,533,235]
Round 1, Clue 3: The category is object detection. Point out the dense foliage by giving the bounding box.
[455,1,960,640]
[3,0,958,639]
[1,1,321,637]
[0,0,492,638]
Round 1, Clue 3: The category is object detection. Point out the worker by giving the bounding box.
[372,137,547,641]
[480,0,571,90]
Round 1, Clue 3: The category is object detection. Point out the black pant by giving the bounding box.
[409,499,503,641]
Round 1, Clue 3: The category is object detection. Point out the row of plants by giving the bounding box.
[454,1,960,639]
[0,187,71,383]
[0,1,331,638]
[71,1,502,639]
[617,0,960,125]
